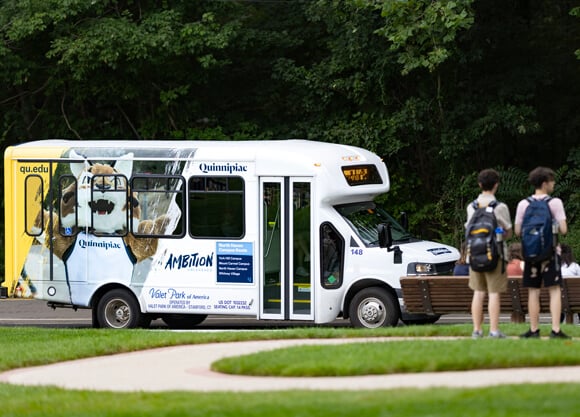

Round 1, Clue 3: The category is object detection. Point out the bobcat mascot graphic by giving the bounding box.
[36,151,170,299]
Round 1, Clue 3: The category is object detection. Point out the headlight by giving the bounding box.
[407,262,434,275]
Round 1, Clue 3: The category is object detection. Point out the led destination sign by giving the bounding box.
[341,164,382,186]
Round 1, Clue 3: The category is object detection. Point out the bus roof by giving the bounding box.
[8,138,373,157]
[5,139,390,191]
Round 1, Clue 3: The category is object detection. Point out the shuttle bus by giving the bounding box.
[3,139,458,328]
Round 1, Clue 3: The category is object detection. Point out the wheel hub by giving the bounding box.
[105,300,130,327]
[360,300,384,325]
[115,306,128,321]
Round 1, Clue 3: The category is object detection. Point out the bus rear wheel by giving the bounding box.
[97,289,148,329]
[349,287,399,328]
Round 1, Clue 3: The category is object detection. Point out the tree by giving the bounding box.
[0,0,245,141]
[1,0,579,251]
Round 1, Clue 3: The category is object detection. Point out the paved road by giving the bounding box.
[1,298,559,329]
[0,298,354,329]
[0,298,92,328]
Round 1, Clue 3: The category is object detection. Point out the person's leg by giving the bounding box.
[488,292,500,333]
[528,288,541,331]
[471,290,485,333]
[486,263,507,336]
[549,285,562,333]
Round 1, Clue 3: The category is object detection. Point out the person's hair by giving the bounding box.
[528,166,556,189]
[508,242,522,261]
[561,244,575,267]
[477,169,500,191]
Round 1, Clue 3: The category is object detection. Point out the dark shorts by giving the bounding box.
[522,256,563,289]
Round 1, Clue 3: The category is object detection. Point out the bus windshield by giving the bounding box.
[335,202,412,246]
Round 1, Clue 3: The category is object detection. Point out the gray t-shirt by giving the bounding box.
[465,193,512,231]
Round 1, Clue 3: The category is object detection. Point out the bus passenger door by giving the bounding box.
[259,178,313,321]
[20,163,70,303]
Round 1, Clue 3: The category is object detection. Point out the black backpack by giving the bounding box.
[521,196,554,263]
[465,200,501,272]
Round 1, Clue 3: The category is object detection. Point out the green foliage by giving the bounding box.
[556,148,580,256]
[1,0,580,254]
[373,0,475,75]
[442,162,580,254]
[572,6,580,59]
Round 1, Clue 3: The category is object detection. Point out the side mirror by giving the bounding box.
[378,223,403,264]
[378,223,392,249]
[400,211,408,231]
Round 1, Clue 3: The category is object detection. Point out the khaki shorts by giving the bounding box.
[469,260,507,293]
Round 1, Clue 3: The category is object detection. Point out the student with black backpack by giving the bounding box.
[515,167,569,339]
[465,169,513,339]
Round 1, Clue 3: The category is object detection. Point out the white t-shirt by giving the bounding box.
[514,194,566,226]
[561,261,580,277]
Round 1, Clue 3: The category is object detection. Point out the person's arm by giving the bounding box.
[504,228,513,240]
[551,198,568,236]
[558,219,568,236]
[513,200,526,237]
[497,203,513,239]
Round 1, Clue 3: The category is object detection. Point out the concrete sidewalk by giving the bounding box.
[2,338,580,392]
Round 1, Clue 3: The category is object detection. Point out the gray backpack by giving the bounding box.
[465,200,500,272]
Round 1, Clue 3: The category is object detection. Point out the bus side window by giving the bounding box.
[130,175,186,238]
[24,175,44,236]
[188,176,245,239]
[90,173,129,237]
[58,175,78,236]
[320,223,344,289]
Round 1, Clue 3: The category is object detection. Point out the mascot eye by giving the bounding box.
[115,177,126,188]
[62,191,75,204]
[94,177,110,190]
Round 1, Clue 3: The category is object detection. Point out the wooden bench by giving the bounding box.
[400,276,580,324]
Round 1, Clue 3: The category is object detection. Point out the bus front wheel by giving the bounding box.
[349,287,399,328]
[97,289,149,329]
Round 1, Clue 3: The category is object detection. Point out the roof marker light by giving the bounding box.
[341,155,361,162]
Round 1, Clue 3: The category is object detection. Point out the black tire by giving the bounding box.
[349,287,400,328]
[162,314,207,329]
[97,288,148,329]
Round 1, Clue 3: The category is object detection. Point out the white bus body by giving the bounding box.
[3,140,458,328]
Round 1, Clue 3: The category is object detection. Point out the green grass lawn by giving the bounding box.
[1,324,579,417]
[213,338,580,376]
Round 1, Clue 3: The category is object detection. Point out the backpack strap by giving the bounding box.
[471,199,497,209]
[527,195,553,203]
[486,199,504,271]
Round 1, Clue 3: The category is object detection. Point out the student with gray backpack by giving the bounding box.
[465,169,513,339]
[515,166,570,339]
